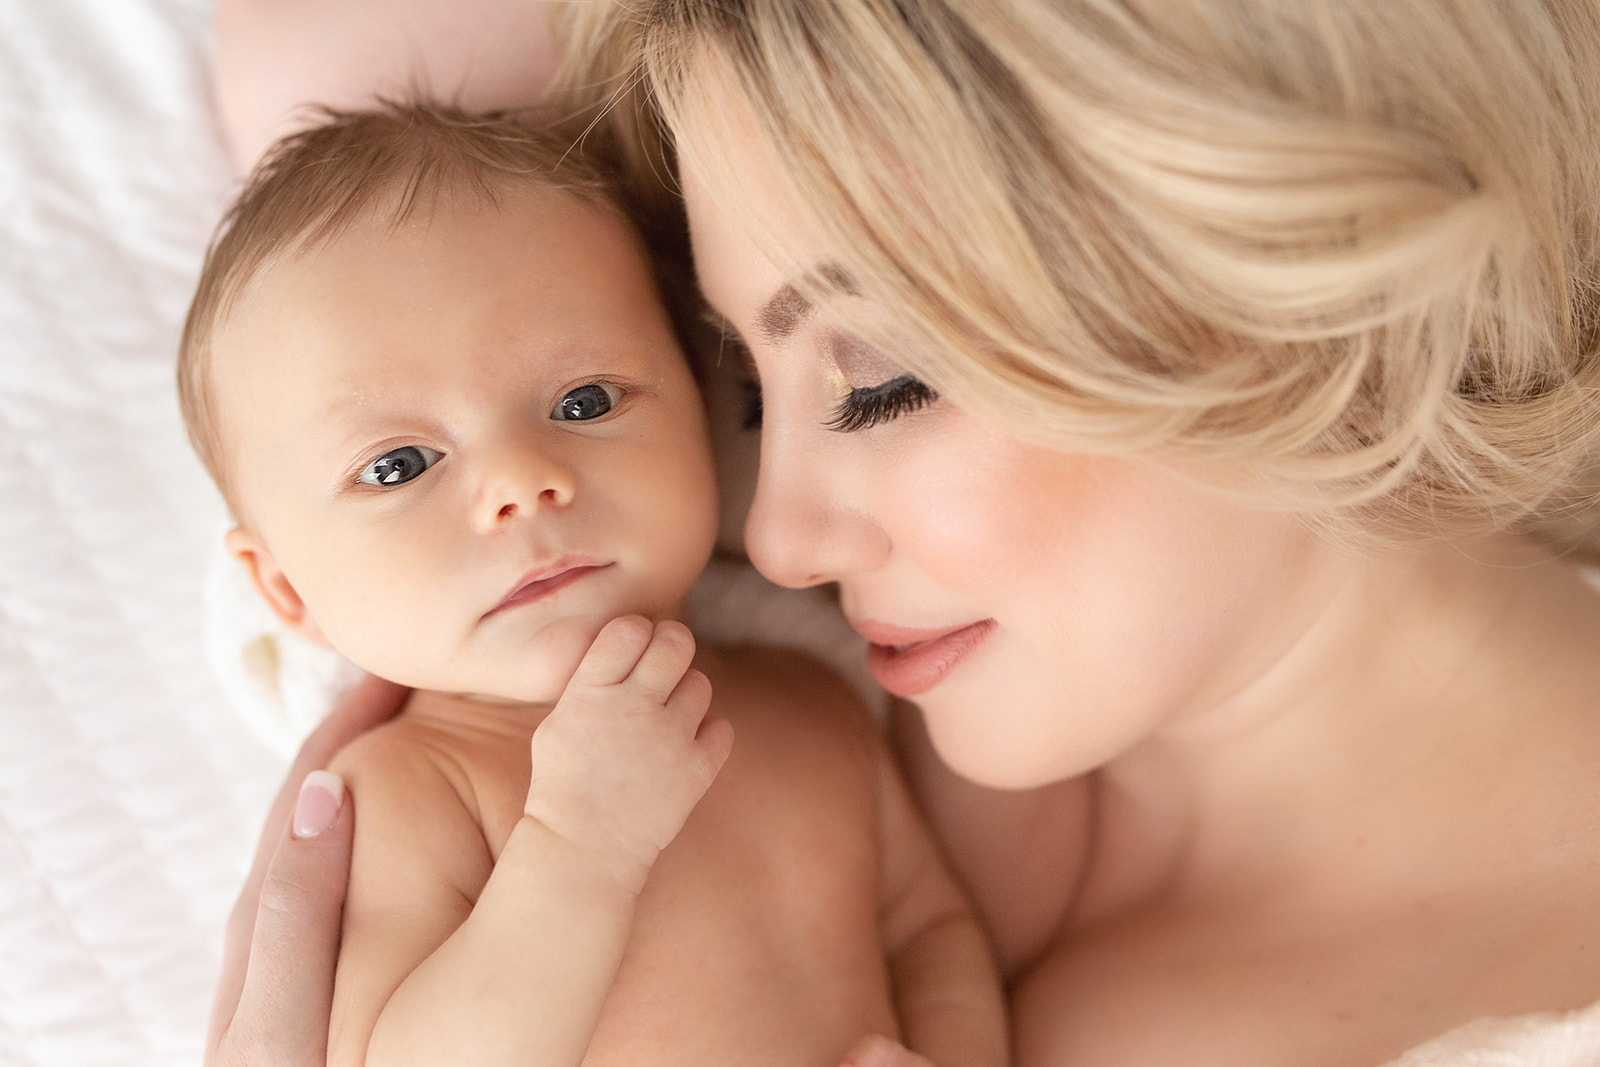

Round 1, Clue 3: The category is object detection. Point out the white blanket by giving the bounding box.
[2,1,1598,1065]
[0,1,275,1063]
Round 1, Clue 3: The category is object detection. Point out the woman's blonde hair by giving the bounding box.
[637,0,1600,547]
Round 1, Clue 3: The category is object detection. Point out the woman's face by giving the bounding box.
[682,107,1340,790]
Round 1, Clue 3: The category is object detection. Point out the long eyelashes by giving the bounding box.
[825,376,938,432]
[736,371,934,428]
[703,306,936,433]
[736,374,937,433]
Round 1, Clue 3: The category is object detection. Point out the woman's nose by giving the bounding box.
[472,439,575,531]
[742,427,888,589]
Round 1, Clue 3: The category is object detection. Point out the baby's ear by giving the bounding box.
[224,525,332,647]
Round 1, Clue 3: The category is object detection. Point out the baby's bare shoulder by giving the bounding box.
[327,696,526,842]
[332,706,465,790]
[701,643,880,739]
[693,643,886,803]
[327,699,516,896]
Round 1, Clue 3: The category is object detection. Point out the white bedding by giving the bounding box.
[0,1,282,1063]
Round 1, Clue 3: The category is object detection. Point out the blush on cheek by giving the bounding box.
[896,436,1102,596]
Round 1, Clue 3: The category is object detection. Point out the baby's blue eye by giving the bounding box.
[357,445,443,487]
[552,383,621,422]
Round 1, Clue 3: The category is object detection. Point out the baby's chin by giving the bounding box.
[354,612,632,708]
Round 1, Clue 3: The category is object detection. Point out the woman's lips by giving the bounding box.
[853,618,997,697]
[487,560,611,617]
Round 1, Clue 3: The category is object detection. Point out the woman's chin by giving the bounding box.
[916,680,1114,791]
[919,705,1054,790]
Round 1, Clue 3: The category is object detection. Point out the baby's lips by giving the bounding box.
[486,559,612,618]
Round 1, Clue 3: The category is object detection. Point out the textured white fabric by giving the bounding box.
[0,2,281,1064]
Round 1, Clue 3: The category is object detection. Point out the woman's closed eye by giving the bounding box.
[734,370,936,433]
[698,304,935,433]
[357,444,444,487]
[825,374,938,432]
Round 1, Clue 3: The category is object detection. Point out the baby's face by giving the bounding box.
[212,188,719,703]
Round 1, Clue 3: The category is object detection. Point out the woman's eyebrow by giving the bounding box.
[756,284,813,342]
[754,264,858,343]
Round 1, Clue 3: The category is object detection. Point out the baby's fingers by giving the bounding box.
[662,668,732,795]
[667,664,713,717]
[569,615,655,686]
[627,619,698,699]
[689,709,735,787]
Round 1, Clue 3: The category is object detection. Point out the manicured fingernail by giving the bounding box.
[292,770,344,838]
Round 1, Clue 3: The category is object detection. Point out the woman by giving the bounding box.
[209,1,1600,1064]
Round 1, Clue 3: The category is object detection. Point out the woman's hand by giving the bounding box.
[206,674,408,1066]
[839,1035,940,1067]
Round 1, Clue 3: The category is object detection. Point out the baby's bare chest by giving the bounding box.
[464,707,899,1063]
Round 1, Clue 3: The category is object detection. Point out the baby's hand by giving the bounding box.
[522,616,733,894]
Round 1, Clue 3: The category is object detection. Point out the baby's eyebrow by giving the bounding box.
[314,401,415,457]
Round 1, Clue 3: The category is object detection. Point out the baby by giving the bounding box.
[178,104,1006,1067]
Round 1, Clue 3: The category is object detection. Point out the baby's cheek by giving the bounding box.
[299,553,444,679]
[312,588,416,677]
[622,449,719,588]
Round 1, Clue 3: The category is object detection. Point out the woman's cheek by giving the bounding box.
[896,430,1095,597]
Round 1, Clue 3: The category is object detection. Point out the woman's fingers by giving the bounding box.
[208,674,406,1065]
[208,773,353,1065]
[243,674,406,892]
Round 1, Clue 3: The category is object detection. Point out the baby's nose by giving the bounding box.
[475,445,575,529]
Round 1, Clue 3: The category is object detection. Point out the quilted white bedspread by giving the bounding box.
[0,1,285,1063]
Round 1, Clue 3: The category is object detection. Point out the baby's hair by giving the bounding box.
[642,0,1600,549]
[178,101,624,508]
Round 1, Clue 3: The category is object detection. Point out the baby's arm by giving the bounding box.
[330,618,733,1067]
[867,740,1011,1067]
